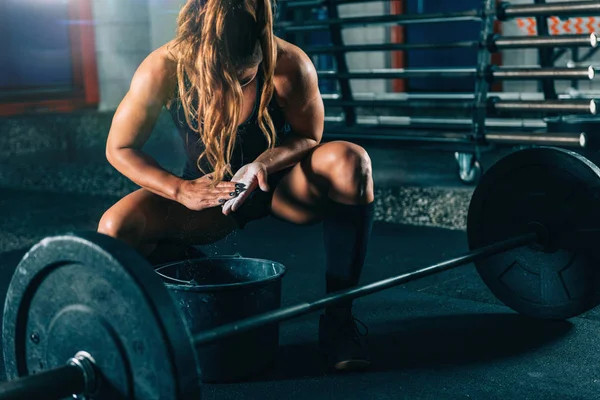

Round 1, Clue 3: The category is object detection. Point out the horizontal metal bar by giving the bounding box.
[486,131,587,148]
[324,116,546,130]
[323,98,474,109]
[322,91,549,101]
[492,99,597,114]
[306,34,597,55]
[323,131,472,144]
[324,98,597,114]
[318,67,597,81]
[501,1,600,20]
[318,68,475,79]
[277,0,382,8]
[494,33,598,50]
[277,10,481,32]
[192,233,537,346]
[492,66,596,80]
[305,41,478,54]
[0,364,85,400]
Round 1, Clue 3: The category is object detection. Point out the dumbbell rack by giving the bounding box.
[275,0,600,183]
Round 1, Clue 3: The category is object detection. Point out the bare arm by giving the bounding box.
[253,46,324,174]
[105,49,184,201]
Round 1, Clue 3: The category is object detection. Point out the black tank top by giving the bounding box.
[167,73,290,179]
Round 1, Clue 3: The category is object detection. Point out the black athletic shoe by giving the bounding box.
[318,314,371,371]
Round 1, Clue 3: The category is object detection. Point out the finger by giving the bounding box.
[231,189,252,212]
[219,188,242,200]
[215,181,245,192]
[257,170,270,192]
[222,198,234,215]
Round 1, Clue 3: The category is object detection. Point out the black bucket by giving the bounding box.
[155,255,286,383]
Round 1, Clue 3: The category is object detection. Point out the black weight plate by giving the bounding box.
[468,147,600,319]
[2,232,202,399]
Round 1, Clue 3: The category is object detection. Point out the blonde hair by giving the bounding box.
[172,0,278,183]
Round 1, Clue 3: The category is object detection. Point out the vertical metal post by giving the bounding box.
[325,0,356,126]
[570,46,580,92]
[534,0,558,100]
[455,0,496,184]
[472,0,496,144]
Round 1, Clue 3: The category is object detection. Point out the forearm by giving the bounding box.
[254,135,319,174]
[107,148,184,201]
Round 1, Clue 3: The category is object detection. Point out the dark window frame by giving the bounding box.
[0,0,99,116]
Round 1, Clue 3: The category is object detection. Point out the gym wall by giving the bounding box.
[88,0,600,111]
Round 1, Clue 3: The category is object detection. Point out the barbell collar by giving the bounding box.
[192,233,537,347]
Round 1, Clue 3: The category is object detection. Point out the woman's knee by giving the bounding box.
[97,205,147,246]
[313,141,373,202]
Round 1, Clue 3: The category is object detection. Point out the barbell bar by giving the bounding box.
[192,233,537,347]
[325,116,547,130]
[317,66,596,81]
[0,234,541,399]
[324,98,597,115]
[0,231,535,400]
[303,34,598,55]
[277,10,482,32]
[321,127,586,148]
[3,146,600,399]
[277,1,600,32]
[498,1,600,20]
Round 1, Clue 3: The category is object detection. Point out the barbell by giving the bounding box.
[2,146,600,399]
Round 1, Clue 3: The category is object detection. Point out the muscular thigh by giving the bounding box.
[103,188,237,246]
[270,148,327,225]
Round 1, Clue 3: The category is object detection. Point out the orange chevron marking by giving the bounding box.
[563,19,572,34]
[550,17,560,35]
[527,17,536,35]
[574,17,584,34]
[588,17,597,33]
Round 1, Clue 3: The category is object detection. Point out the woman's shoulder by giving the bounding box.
[273,37,319,106]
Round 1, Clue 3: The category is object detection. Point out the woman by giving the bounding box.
[98,0,375,371]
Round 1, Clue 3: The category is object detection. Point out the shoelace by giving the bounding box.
[338,317,369,346]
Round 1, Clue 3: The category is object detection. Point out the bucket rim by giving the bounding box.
[154,255,287,291]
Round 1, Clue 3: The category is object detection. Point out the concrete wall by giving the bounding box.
[90,0,391,111]
[91,0,153,111]
[89,0,600,111]
[147,0,187,50]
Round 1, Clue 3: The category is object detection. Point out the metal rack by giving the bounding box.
[276,0,600,183]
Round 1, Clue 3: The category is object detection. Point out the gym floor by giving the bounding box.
[1,184,600,400]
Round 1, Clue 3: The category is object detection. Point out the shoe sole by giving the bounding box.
[333,359,372,372]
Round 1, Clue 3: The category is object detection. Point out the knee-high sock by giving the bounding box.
[323,201,375,319]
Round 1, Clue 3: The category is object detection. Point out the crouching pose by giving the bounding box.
[98,0,375,371]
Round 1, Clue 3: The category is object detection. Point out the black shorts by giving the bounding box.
[181,166,292,229]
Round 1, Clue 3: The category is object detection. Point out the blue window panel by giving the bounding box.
[404,0,481,92]
[0,0,73,91]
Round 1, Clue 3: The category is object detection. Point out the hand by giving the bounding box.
[176,174,246,211]
[222,162,269,216]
